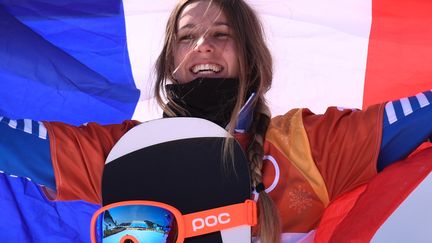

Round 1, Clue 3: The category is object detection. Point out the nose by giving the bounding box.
[194,35,214,53]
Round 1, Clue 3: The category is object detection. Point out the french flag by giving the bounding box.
[0,0,430,242]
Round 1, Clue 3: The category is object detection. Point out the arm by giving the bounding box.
[0,115,139,202]
[302,104,384,199]
[378,90,432,171]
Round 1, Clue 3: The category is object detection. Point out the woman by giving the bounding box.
[148,0,432,241]
[1,0,432,242]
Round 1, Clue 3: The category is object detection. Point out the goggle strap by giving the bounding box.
[183,199,257,238]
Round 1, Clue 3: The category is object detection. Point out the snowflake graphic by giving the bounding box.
[288,185,313,214]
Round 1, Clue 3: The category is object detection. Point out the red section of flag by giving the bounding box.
[363,0,432,108]
[314,185,366,243]
[315,147,432,242]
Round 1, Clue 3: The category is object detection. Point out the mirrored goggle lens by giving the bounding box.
[94,205,178,243]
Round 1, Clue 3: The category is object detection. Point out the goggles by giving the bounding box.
[90,200,257,243]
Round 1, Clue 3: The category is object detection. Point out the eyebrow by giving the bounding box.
[178,21,230,31]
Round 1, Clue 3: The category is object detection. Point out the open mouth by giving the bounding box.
[190,64,223,74]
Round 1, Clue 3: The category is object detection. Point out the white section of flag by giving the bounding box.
[372,172,432,243]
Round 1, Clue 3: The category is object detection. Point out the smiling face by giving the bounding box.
[172,1,240,83]
[155,0,273,122]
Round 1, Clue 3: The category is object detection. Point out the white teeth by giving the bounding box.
[191,64,222,74]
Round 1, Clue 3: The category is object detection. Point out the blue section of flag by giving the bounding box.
[0,1,136,241]
[0,171,99,242]
[0,0,139,125]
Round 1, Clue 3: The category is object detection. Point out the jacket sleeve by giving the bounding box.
[0,117,54,189]
[378,90,432,170]
[44,120,139,204]
[302,104,385,200]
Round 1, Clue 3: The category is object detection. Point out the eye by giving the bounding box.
[214,32,230,40]
[178,34,194,43]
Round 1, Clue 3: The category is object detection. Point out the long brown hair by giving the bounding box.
[154,1,281,242]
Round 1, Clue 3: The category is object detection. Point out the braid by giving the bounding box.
[247,99,281,243]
